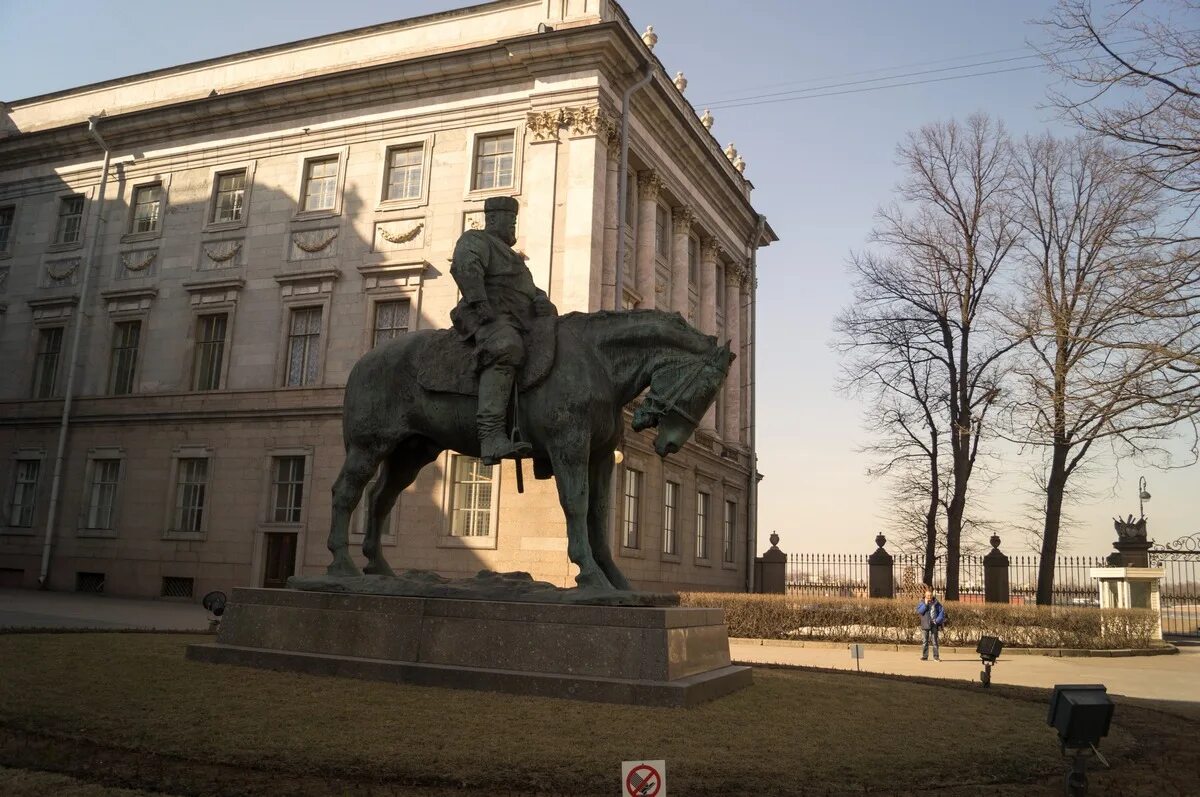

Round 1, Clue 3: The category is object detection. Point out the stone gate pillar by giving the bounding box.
[868,534,894,599]
[983,534,1010,603]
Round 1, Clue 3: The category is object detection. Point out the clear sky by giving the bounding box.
[2,0,1195,557]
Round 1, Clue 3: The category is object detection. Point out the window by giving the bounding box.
[385,145,423,201]
[622,467,642,549]
[130,184,162,233]
[211,170,247,223]
[723,500,737,563]
[301,157,339,212]
[84,459,120,530]
[107,320,140,395]
[0,205,13,254]
[655,206,669,258]
[688,237,699,285]
[696,491,710,559]
[472,132,515,190]
[373,300,410,347]
[271,456,305,523]
[8,460,40,528]
[55,196,84,245]
[172,458,208,533]
[716,266,725,310]
[193,314,228,391]
[449,456,494,537]
[32,327,64,399]
[663,480,679,555]
[285,307,322,386]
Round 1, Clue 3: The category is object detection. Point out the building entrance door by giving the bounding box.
[262,532,297,589]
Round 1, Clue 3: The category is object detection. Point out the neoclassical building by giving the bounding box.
[0,0,774,599]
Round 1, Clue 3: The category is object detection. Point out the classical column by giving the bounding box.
[560,106,612,314]
[635,170,663,309]
[601,129,620,311]
[723,261,744,445]
[522,108,562,295]
[699,236,720,432]
[670,206,692,313]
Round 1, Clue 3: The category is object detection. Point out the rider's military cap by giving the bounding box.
[484,196,520,213]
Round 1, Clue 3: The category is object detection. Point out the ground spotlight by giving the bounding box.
[1047,684,1113,796]
[202,590,227,631]
[976,635,1003,687]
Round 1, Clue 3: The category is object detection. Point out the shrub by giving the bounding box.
[679,592,1161,650]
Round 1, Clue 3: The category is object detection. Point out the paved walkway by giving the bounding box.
[730,638,1200,704]
[0,588,209,631]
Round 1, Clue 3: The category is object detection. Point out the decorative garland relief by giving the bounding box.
[204,241,243,263]
[379,222,424,244]
[293,230,338,253]
[121,250,157,272]
[45,259,80,281]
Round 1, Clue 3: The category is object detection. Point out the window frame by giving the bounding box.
[78,448,125,537]
[439,453,500,549]
[52,194,86,248]
[262,450,313,529]
[379,135,434,209]
[723,498,738,565]
[0,202,16,258]
[293,147,349,219]
[371,298,412,348]
[31,325,65,399]
[464,124,524,200]
[654,204,670,261]
[162,447,213,540]
[106,318,142,395]
[192,312,230,391]
[695,490,711,562]
[4,452,44,533]
[622,466,642,551]
[127,181,164,236]
[662,479,680,557]
[202,160,257,233]
[282,304,326,388]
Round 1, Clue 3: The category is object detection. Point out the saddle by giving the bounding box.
[415,313,558,396]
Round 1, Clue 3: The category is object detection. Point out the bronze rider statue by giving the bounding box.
[449,196,556,465]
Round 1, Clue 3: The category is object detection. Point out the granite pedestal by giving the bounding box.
[186,588,751,706]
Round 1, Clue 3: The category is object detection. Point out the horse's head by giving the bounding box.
[632,341,735,457]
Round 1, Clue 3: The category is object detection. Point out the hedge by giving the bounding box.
[679,593,1161,650]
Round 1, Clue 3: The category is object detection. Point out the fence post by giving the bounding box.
[984,534,1010,604]
[756,531,787,594]
[868,534,894,598]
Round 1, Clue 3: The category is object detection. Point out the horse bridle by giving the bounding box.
[644,346,728,427]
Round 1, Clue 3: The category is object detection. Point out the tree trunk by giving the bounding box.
[922,451,939,586]
[944,477,966,600]
[1036,442,1071,605]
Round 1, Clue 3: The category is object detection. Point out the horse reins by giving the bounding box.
[648,347,728,427]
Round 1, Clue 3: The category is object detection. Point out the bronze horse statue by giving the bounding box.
[325,309,733,591]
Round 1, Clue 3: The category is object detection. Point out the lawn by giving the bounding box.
[0,634,1194,796]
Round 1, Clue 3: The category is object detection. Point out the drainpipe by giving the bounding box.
[38,115,111,588]
[745,214,766,593]
[614,63,653,309]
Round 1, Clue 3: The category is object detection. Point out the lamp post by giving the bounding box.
[1138,476,1151,520]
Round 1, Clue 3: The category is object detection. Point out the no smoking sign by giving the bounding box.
[621,760,666,797]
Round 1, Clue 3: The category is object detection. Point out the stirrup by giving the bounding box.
[480,437,533,466]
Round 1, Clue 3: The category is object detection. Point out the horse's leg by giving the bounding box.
[363,438,442,576]
[586,450,631,590]
[327,442,383,577]
[551,448,613,590]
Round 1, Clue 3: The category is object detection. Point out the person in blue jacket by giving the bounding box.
[917,585,945,661]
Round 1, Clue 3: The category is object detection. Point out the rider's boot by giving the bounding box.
[477,364,533,466]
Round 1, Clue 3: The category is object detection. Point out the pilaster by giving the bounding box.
[635,170,663,310]
[670,206,693,314]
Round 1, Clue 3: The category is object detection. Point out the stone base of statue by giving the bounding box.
[185,587,751,706]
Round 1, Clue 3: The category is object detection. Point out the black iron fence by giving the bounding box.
[786,552,1107,606]
[1151,534,1200,638]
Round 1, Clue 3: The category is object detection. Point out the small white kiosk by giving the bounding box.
[1090,515,1165,640]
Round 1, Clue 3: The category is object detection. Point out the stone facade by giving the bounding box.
[0,0,773,599]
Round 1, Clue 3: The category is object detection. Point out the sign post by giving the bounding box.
[621,760,666,797]
[849,643,865,672]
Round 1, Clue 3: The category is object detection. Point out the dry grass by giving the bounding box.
[0,765,170,796]
[0,633,1182,796]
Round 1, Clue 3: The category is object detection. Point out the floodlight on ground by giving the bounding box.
[202,591,227,630]
[1047,684,1114,796]
[976,636,1003,687]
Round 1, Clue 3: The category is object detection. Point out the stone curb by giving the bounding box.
[730,637,1179,657]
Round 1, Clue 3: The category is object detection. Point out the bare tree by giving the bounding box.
[1005,133,1200,605]
[1039,0,1200,213]
[837,114,1020,597]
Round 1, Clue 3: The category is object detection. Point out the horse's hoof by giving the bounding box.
[326,555,362,577]
[575,571,615,591]
[364,560,396,577]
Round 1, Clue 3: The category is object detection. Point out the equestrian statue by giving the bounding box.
[324,196,733,591]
